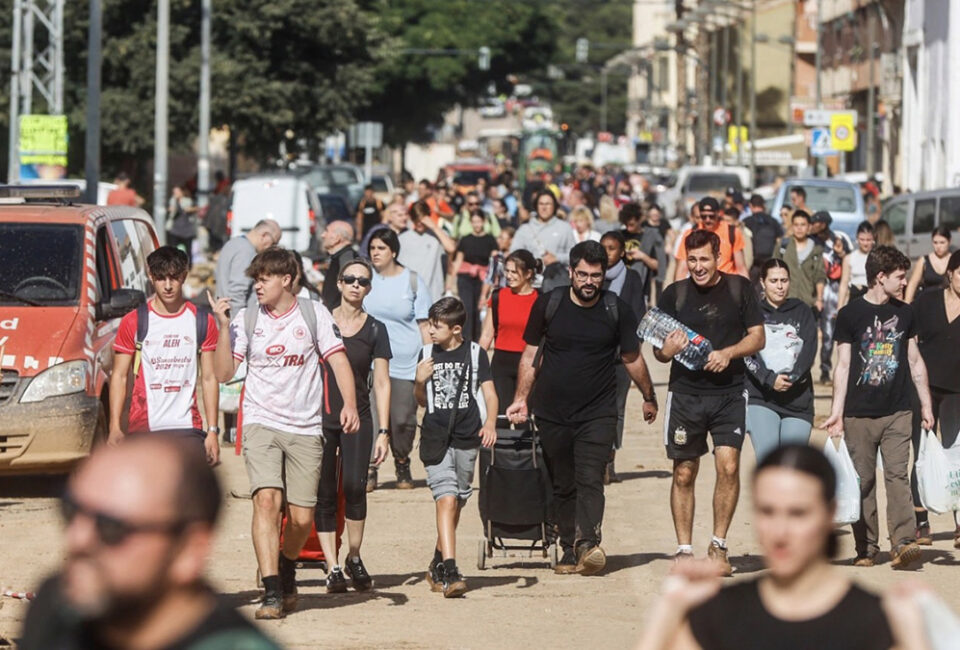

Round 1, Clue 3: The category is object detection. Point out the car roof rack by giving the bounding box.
[0,184,82,202]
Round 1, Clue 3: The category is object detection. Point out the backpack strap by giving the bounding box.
[243,295,260,357]
[491,288,501,338]
[533,289,564,371]
[132,301,150,378]
[422,343,435,414]
[296,297,321,357]
[602,290,619,326]
[471,341,487,425]
[728,223,737,247]
[408,269,418,301]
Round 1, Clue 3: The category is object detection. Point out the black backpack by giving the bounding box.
[132,302,211,378]
[747,213,780,261]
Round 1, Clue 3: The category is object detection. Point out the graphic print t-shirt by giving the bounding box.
[230,300,344,435]
[419,343,492,449]
[113,301,218,433]
[834,297,915,417]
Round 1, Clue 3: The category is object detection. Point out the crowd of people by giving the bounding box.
[25,165,960,649]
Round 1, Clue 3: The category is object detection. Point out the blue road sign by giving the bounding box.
[811,127,837,157]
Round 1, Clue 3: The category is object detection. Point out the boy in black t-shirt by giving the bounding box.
[415,297,497,598]
[653,229,765,575]
[824,246,934,569]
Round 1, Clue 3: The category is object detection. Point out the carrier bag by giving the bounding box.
[916,429,960,515]
[823,438,861,525]
[218,360,246,414]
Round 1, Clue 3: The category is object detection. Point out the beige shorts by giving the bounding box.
[242,423,323,507]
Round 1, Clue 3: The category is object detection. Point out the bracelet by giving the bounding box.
[207,426,220,434]
[378,428,390,436]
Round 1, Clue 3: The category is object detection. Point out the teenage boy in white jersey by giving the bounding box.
[209,247,360,620]
[110,246,220,465]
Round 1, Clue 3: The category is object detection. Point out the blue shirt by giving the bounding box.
[365,268,433,380]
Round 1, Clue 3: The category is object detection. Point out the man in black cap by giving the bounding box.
[810,210,835,249]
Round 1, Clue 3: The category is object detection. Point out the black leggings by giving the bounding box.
[910,387,960,508]
[316,416,373,530]
[491,350,522,415]
[457,274,483,342]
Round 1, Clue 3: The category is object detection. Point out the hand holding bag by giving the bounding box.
[823,438,861,525]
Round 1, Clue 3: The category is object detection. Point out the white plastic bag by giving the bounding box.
[916,429,960,515]
[823,438,861,525]
[218,360,246,414]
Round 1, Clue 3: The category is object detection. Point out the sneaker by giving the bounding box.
[442,566,468,598]
[853,554,877,567]
[366,465,378,493]
[345,556,373,592]
[673,549,694,564]
[325,567,348,593]
[707,541,732,577]
[575,544,607,576]
[554,548,578,575]
[890,542,921,570]
[426,561,445,593]
[915,524,933,546]
[395,459,414,490]
[278,555,298,613]
[255,592,284,620]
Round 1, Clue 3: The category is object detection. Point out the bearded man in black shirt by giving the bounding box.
[653,229,765,575]
[507,241,658,576]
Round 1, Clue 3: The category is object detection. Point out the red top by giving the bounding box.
[490,289,538,353]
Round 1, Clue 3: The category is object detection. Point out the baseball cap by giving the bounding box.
[811,210,833,226]
[699,196,720,212]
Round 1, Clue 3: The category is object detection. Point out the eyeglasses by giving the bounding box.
[61,491,186,546]
[340,275,371,287]
[574,270,604,283]
[467,201,480,207]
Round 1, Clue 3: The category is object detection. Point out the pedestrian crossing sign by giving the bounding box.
[811,127,836,157]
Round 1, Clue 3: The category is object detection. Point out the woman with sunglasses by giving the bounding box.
[364,229,433,490]
[316,258,392,592]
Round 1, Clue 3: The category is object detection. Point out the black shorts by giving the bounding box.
[663,390,747,460]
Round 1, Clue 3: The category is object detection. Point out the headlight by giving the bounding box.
[20,360,88,403]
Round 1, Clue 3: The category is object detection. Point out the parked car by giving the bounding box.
[371,173,395,204]
[770,178,865,239]
[0,185,155,474]
[660,165,751,225]
[882,187,960,257]
[295,164,365,213]
[317,193,352,224]
[228,175,324,256]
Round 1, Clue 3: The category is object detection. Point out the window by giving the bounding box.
[914,199,935,234]
[937,195,960,231]
[686,174,742,193]
[882,201,907,235]
[788,184,858,213]
[110,220,150,292]
[0,224,83,305]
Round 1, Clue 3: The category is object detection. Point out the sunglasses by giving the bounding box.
[340,275,371,287]
[61,492,186,546]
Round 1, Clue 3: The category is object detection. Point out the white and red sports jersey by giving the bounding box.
[113,301,218,433]
[230,300,344,436]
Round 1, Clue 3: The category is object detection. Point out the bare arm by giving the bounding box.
[478,306,495,350]
[212,323,240,383]
[824,342,851,437]
[108,352,132,443]
[733,249,748,278]
[505,344,538,423]
[622,349,655,401]
[837,257,852,309]
[373,358,391,434]
[447,251,464,292]
[328,350,359,433]
[418,320,431,344]
[200,350,219,432]
[424,218,458,255]
[905,257,924,303]
[723,324,765,360]
[907,337,935,428]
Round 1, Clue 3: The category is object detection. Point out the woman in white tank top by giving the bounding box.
[838,223,876,308]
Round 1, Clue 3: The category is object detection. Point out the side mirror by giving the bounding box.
[97,288,145,321]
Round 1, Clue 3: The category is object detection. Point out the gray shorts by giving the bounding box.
[424,446,479,503]
[242,423,323,508]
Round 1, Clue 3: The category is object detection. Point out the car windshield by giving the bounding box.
[371,177,390,192]
[453,170,490,186]
[0,223,83,304]
[687,174,741,193]
[787,184,858,213]
[329,168,361,185]
[319,196,350,222]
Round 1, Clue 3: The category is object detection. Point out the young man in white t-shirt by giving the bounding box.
[209,247,359,620]
[110,246,220,465]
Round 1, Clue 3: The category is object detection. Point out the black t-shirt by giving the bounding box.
[457,233,498,266]
[19,576,281,650]
[658,273,764,395]
[358,196,383,235]
[321,245,358,311]
[523,289,640,422]
[914,288,960,393]
[420,342,492,448]
[834,297,916,417]
[324,315,392,428]
[689,580,893,650]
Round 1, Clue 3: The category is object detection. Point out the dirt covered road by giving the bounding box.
[1,358,959,649]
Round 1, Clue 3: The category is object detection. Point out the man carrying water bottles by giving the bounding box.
[651,229,765,575]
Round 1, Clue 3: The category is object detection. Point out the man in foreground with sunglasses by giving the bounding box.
[19,435,281,650]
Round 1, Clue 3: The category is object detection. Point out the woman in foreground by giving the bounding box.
[637,445,931,650]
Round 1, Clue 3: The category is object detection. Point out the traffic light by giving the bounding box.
[478,46,491,71]
[576,38,589,64]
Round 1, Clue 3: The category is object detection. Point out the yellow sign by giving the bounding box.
[829,113,856,152]
[727,125,748,153]
[19,114,68,166]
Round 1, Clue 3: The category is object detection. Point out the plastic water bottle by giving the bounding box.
[637,307,713,371]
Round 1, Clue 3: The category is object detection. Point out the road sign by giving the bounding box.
[810,127,836,157]
[830,113,857,152]
[803,108,857,128]
[349,122,383,148]
[713,107,730,127]
[727,125,748,153]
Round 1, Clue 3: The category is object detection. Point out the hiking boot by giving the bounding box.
[366,465,378,493]
[575,544,607,576]
[278,554,298,613]
[707,541,732,577]
[442,566,468,598]
[255,592,284,620]
[891,542,922,570]
[395,459,414,489]
[915,524,933,546]
[426,560,445,593]
[345,556,373,592]
[554,548,578,575]
[325,567,348,594]
[853,554,877,567]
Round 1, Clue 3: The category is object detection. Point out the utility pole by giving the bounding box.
[735,22,743,166]
[814,0,823,177]
[84,0,102,204]
[866,7,876,177]
[8,0,24,183]
[153,0,169,244]
[719,25,728,166]
[600,68,608,133]
[749,1,757,185]
[197,0,211,208]
[710,29,718,164]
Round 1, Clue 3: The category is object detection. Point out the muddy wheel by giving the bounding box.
[92,401,109,448]
[548,543,558,569]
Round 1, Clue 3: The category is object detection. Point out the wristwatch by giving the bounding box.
[207,426,220,434]
[378,428,390,436]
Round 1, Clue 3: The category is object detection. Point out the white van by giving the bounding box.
[227,175,323,254]
[882,188,960,258]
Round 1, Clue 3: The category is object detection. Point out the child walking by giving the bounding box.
[415,297,497,597]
